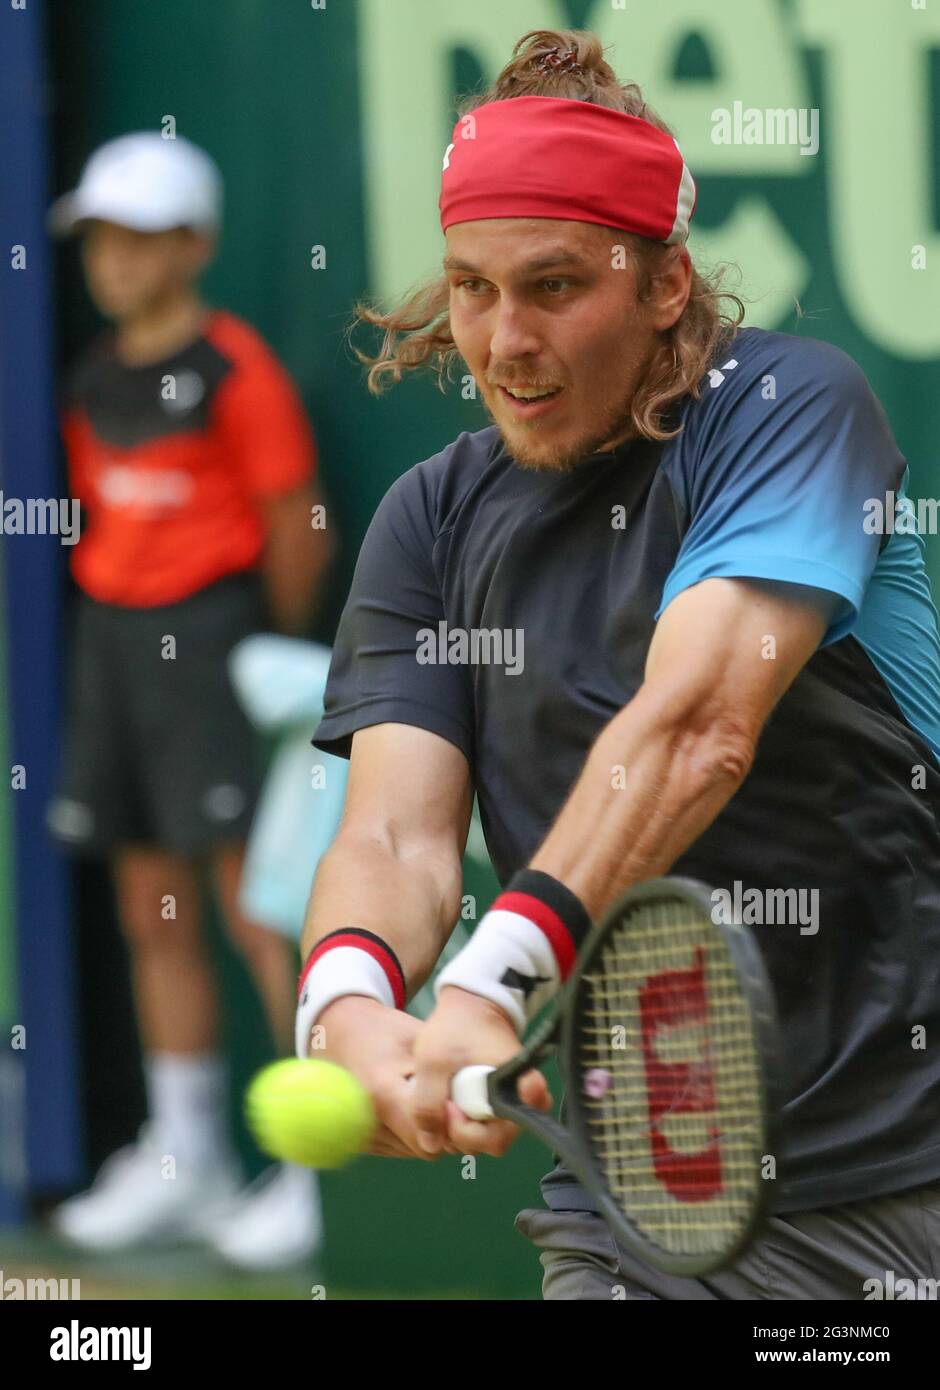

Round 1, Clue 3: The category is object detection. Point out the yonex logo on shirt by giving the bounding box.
[707,358,739,389]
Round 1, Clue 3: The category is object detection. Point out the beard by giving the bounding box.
[482,383,637,474]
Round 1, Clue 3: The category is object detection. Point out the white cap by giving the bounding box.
[49,132,222,237]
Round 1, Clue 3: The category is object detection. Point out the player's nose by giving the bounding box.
[488,302,543,363]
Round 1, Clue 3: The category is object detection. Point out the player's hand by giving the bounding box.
[410,985,552,1157]
[315,996,461,1161]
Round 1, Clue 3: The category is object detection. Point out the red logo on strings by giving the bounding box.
[638,946,722,1201]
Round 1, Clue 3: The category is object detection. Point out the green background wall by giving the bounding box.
[44,0,940,1298]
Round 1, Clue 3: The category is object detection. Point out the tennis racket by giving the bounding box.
[450,876,783,1277]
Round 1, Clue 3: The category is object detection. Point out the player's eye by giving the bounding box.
[540,277,572,294]
[458,278,492,296]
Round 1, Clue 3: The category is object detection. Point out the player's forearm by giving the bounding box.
[530,688,754,919]
[299,828,462,996]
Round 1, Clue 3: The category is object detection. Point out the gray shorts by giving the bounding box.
[515,1182,940,1300]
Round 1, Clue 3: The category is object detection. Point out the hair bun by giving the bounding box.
[534,46,584,76]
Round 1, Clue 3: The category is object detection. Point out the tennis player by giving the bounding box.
[47,132,333,1267]
[298,30,940,1298]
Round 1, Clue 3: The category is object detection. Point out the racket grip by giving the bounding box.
[450,1065,496,1120]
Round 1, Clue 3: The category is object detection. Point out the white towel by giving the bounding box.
[228,636,348,941]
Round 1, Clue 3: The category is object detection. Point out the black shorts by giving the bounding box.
[49,572,267,857]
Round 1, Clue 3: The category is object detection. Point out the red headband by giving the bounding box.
[439,96,696,245]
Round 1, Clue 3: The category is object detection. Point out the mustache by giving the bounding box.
[485,372,565,391]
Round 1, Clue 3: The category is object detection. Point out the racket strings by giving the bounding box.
[576,898,765,1256]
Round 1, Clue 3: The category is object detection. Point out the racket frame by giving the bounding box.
[480,876,784,1277]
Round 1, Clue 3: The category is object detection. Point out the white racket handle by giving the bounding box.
[450,1064,496,1120]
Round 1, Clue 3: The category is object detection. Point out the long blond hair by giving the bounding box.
[353,28,744,441]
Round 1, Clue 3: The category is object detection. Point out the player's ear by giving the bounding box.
[647,246,692,332]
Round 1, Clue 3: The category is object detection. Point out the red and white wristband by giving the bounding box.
[295,928,406,1059]
[434,869,592,1035]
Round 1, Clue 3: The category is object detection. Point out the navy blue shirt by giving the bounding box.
[315,327,940,1212]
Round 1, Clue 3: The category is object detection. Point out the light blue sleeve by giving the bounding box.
[656,341,907,645]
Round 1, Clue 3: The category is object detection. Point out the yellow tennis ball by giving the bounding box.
[245,1059,376,1169]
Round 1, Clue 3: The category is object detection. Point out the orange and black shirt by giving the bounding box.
[61,309,316,607]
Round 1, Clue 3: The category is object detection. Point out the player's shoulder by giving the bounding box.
[385,425,505,536]
[690,325,871,420]
[735,325,867,383]
[413,424,504,494]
